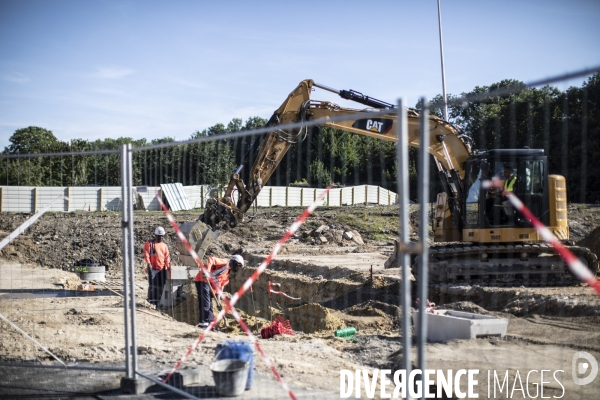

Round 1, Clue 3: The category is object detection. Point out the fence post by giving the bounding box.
[314,189,316,202]
[377,186,381,205]
[33,187,37,212]
[0,187,3,212]
[327,190,330,206]
[66,187,70,211]
[388,190,391,205]
[285,186,289,207]
[352,187,355,205]
[269,187,273,207]
[365,185,368,205]
[301,188,304,206]
[200,185,204,209]
[98,188,102,211]
[340,188,343,206]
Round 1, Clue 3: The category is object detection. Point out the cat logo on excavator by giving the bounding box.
[352,118,394,134]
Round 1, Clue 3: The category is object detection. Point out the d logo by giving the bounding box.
[572,351,598,386]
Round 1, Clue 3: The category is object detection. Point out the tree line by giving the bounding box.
[1,73,599,203]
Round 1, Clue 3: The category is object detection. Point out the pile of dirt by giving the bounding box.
[169,285,201,326]
[52,271,82,290]
[578,225,600,261]
[569,204,600,243]
[283,303,345,334]
[440,301,490,314]
[0,230,39,264]
[337,302,395,332]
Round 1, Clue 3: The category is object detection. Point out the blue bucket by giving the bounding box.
[215,341,254,390]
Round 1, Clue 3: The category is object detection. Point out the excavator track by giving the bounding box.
[425,243,599,287]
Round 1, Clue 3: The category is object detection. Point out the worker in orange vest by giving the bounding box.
[143,226,171,308]
[194,254,244,327]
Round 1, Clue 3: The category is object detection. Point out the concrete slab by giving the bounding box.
[414,309,509,342]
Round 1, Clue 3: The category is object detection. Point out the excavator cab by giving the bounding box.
[463,149,549,230]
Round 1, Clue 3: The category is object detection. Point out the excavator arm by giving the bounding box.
[202,79,471,231]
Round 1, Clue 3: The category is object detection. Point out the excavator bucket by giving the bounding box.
[177,221,220,267]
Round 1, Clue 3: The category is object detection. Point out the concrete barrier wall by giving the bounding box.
[0,185,398,213]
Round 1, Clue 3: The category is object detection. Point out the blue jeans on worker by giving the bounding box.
[195,281,213,324]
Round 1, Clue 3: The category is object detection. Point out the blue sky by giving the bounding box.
[1,0,599,150]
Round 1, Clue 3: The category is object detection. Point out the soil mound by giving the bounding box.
[578,225,600,262]
[0,230,39,264]
[338,301,395,332]
[283,303,345,334]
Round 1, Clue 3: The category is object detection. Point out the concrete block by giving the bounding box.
[350,230,364,245]
[315,225,329,234]
[120,367,202,394]
[120,376,154,394]
[413,309,508,342]
[159,366,202,387]
[170,265,194,280]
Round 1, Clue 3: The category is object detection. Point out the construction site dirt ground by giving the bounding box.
[0,204,599,398]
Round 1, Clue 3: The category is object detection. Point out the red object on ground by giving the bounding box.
[261,316,294,339]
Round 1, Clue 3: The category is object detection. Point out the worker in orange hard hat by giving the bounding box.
[143,226,171,309]
[194,254,244,328]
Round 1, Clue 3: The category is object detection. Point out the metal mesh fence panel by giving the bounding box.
[0,69,599,398]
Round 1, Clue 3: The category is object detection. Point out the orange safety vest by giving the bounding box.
[504,175,517,192]
[194,256,230,289]
[143,240,171,271]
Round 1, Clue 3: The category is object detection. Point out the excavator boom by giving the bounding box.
[205,79,471,230]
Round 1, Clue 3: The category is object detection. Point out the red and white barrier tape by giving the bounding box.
[159,187,330,398]
[269,281,301,300]
[155,195,295,399]
[482,179,600,295]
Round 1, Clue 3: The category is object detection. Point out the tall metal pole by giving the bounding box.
[437,0,449,121]
[126,143,139,376]
[417,98,431,399]
[120,144,132,378]
[397,99,412,376]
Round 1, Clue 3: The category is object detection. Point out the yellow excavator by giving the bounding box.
[180,79,598,286]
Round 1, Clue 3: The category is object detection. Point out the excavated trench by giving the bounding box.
[168,255,404,335]
[167,253,600,336]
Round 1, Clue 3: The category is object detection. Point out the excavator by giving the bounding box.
[178,79,598,287]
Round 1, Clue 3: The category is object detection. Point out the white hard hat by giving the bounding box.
[155,226,166,236]
[230,254,244,266]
